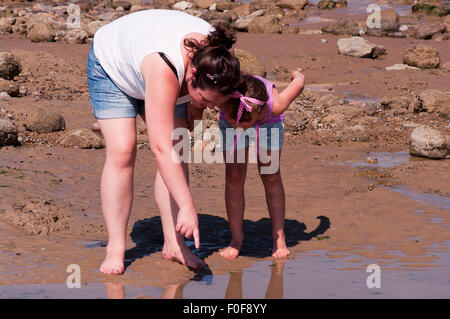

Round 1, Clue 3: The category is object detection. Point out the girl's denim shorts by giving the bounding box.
[87,43,187,119]
[218,119,284,151]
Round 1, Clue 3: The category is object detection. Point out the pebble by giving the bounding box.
[365,157,378,164]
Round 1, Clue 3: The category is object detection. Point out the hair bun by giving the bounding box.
[208,23,236,50]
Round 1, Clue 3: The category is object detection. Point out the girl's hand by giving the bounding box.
[291,70,305,83]
[176,205,200,249]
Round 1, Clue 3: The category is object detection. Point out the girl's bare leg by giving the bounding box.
[258,150,290,258]
[219,147,249,259]
[97,118,137,275]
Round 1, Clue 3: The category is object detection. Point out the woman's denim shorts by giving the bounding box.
[87,43,187,119]
[218,119,284,151]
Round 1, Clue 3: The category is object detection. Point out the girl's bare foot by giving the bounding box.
[219,239,243,259]
[100,248,125,275]
[272,236,290,258]
[162,242,205,269]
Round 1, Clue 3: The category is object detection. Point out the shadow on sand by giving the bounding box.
[124,214,330,272]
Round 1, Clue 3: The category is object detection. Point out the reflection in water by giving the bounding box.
[103,260,287,299]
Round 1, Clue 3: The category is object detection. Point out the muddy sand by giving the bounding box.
[0,3,449,299]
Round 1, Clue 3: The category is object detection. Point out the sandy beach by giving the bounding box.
[0,0,449,299]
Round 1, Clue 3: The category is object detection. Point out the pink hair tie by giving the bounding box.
[229,91,265,157]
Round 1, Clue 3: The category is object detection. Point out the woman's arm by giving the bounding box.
[272,71,305,117]
[141,53,200,248]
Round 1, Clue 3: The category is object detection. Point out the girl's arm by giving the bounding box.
[272,71,305,117]
[141,53,200,248]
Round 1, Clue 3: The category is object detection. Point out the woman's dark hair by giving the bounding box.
[184,23,241,95]
[226,73,269,123]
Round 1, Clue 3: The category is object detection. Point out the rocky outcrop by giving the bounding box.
[403,44,440,69]
[409,126,449,159]
[0,52,22,80]
[0,119,18,147]
[25,109,65,133]
[59,128,104,149]
[337,37,386,59]
[234,48,266,77]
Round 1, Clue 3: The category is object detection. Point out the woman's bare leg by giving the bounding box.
[153,117,205,269]
[97,118,137,275]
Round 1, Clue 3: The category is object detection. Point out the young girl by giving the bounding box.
[218,71,305,259]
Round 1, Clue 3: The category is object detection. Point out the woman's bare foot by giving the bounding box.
[162,242,205,269]
[219,239,243,259]
[272,236,290,258]
[100,248,125,275]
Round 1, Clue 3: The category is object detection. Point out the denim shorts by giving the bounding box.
[87,44,187,119]
[218,119,284,151]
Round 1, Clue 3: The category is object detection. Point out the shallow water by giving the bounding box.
[390,186,450,212]
[335,151,411,168]
[2,245,449,299]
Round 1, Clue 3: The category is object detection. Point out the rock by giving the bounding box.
[266,5,285,17]
[201,11,237,25]
[342,124,369,142]
[0,119,18,147]
[216,1,236,12]
[284,110,310,134]
[173,1,193,11]
[412,3,450,17]
[234,48,266,77]
[59,128,104,149]
[0,79,19,97]
[194,0,215,9]
[91,121,101,133]
[129,5,147,13]
[95,11,125,22]
[442,61,450,71]
[26,14,62,42]
[86,20,107,37]
[233,3,252,17]
[111,1,132,10]
[282,24,300,34]
[322,113,346,129]
[385,63,420,71]
[232,9,265,31]
[0,18,15,34]
[381,95,422,114]
[0,52,22,80]
[314,94,341,108]
[445,15,450,33]
[25,108,65,133]
[409,126,448,159]
[65,28,88,44]
[419,89,450,119]
[248,15,281,33]
[0,92,11,100]
[318,0,336,10]
[337,36,386,59]
[414,23,446,39]
[322,17,360,36]
[277,0,308,10]
[403,44,440,69]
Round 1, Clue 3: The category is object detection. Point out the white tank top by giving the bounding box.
[93,9,213,102]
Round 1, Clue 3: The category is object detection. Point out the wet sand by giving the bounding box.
[1,1,449,298]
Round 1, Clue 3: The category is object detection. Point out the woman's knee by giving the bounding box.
[226,164,247,187]
[105,143,137,168]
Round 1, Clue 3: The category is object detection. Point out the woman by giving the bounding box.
[87,9,240,275]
